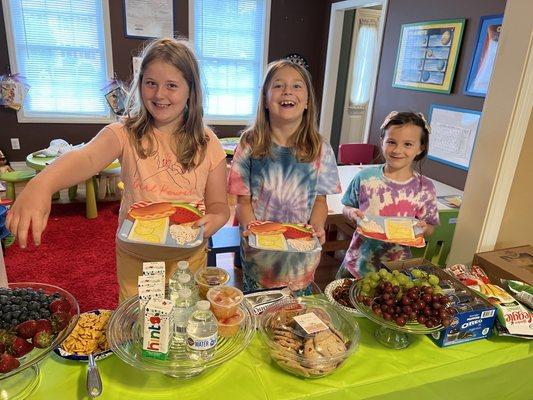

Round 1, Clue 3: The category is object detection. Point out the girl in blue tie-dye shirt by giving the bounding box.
[228,59,341,292]
[337,112,439,279]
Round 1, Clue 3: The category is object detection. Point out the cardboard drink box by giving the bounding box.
[472,245,533,286]
[383,258,497,347]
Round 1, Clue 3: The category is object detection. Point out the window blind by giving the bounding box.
[4,0,112,121]
[193,0,268,122]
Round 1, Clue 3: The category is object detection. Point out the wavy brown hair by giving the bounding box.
[124,38,207,171]
[242,59,322,162]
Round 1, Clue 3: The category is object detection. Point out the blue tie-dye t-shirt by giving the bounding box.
[340,165,439,278]
[228,139,341,292]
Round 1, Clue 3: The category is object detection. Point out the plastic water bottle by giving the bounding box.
[186,300,218,361]
[169,261,196,301]
[172,288,196,346]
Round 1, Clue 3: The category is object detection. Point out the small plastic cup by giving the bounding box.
[217,308,245,338]
[194,267,230,299]
[207,285,244,319]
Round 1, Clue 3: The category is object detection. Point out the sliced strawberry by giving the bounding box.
[50,311,70,333]
[33,330,53,349]
[49,298,71,314]
[15,320,38,340]
[8,337,34,358]
[0,352,20,373]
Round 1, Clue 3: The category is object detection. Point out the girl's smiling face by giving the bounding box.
[381,123,424,172]
[141,60,190,133]
[265,66,308,125]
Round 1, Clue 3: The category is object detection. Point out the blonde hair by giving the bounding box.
[242,59,322,162]
[124,38,207,171]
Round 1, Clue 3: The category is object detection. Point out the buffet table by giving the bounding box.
[30,318,532,399]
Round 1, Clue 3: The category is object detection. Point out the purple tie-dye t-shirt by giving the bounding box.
[341,165,439,278]
[228,139,341,291]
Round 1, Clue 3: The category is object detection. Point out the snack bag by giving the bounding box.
[0,74,29,111]
[445,264,490,286]
[503,280,533,309]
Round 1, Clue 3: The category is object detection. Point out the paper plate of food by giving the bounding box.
[324,279,363,316]
[247,221,322,253]
[356,215,425,248]
[118,201,204,248]
[54,309,113,362]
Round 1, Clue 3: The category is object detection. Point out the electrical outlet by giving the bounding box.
[11,138,20,150]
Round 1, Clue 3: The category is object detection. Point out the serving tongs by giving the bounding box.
[87,353,102,398]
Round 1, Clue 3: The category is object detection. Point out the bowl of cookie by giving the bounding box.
[258,297,360,378]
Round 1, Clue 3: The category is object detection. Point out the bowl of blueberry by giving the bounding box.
[0,282,79,398]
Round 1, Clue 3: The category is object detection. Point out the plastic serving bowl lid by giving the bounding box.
[259,296,360,378]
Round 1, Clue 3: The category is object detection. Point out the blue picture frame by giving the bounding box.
[464,15,503,97]
[427,104,482,171]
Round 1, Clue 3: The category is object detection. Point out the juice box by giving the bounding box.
[142,298,174,360]
[142,261,166,277]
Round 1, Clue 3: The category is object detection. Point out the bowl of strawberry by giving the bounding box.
[0,282,79,398]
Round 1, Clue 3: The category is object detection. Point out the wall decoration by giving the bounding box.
[392,19,465,94]
[124,0,174,39]
[428,104,481,171]
[464,15,503,97]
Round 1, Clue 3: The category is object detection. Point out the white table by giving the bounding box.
[323,165,463,252]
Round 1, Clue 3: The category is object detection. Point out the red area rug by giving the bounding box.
[4,201,119,312]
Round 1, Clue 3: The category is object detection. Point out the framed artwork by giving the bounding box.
[464,15,503,97]
[123,0,174,39]
[392,19,465,94]
[428,104,481,171]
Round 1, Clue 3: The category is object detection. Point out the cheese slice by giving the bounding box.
[255,233,288,251]
[384,219,415,241]
[128,217,169,244]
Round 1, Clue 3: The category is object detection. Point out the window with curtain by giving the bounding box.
[2,0,113,123]
[191,0,269,123]
[349,14,379,107]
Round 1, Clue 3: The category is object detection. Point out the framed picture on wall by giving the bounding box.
[123,0,174,39]
[428,104,481,171]
[392,19,465,94]
[464,15,503,97]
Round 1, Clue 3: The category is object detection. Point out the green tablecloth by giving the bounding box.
[28,318,532,399]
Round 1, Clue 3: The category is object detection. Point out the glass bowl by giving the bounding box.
[258,296,360,379]
[349,280,444,349]
[107,293,255,379]
[0,282,79,398]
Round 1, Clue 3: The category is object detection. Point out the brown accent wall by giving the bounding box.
[367,0,506,190]
[0,0,332,161]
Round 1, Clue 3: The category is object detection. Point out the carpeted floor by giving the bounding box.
[4,201,120,312]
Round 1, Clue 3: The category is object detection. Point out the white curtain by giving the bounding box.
[349,18,379,107]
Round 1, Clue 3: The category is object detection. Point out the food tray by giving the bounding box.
[356,215,425,247]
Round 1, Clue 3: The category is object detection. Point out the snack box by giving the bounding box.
[472,245,533,286]
[384,258,497,347]
[142,298,174,360]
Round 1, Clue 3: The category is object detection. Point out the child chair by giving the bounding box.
[338,143,375,165]
[0,170,36,201]
[411,209,460,267]
[97,166,121,200]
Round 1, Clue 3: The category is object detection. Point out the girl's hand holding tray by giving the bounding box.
[247,221,322,252]
[118,201,204,248]
[356,215,426,247]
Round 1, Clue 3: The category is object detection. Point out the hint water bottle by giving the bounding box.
[186,300,218,361]
[172,288,196,346]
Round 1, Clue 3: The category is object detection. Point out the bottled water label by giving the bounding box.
[187,332,217,351]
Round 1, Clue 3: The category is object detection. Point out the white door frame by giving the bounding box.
[319,0,388,143]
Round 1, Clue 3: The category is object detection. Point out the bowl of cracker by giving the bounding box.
[54,309,113,361]
[258,297,360,378]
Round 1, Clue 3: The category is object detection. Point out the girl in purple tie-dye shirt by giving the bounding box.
[228,59,341,292]
[337,112,439,279]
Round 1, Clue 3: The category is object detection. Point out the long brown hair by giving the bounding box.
[242,59,322,162]
[124,38,207,171]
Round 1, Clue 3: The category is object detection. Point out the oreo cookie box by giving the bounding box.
[383,258,497,348]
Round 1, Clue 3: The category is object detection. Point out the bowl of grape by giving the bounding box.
[349,268,455,349]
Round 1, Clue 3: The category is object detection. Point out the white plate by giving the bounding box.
[324,279,363,316]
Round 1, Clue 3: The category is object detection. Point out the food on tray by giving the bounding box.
[128,217,169,244]
[207,285,244,319]
[249,221,287,235]
[217,308,245,338]
[256,233,288,251]
[128,202,175,220]
[195,267,230,299]
[286,238,315,252]
[169,223,201,245]
[249,221,318,252]
[61,310,112,355]
[384,218,415,240]
[331,279,356,310]
[169,203,203,224]
[359,219,384,234]
[282,224,313,240]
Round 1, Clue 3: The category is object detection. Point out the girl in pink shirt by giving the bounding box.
[7,38,229,300]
